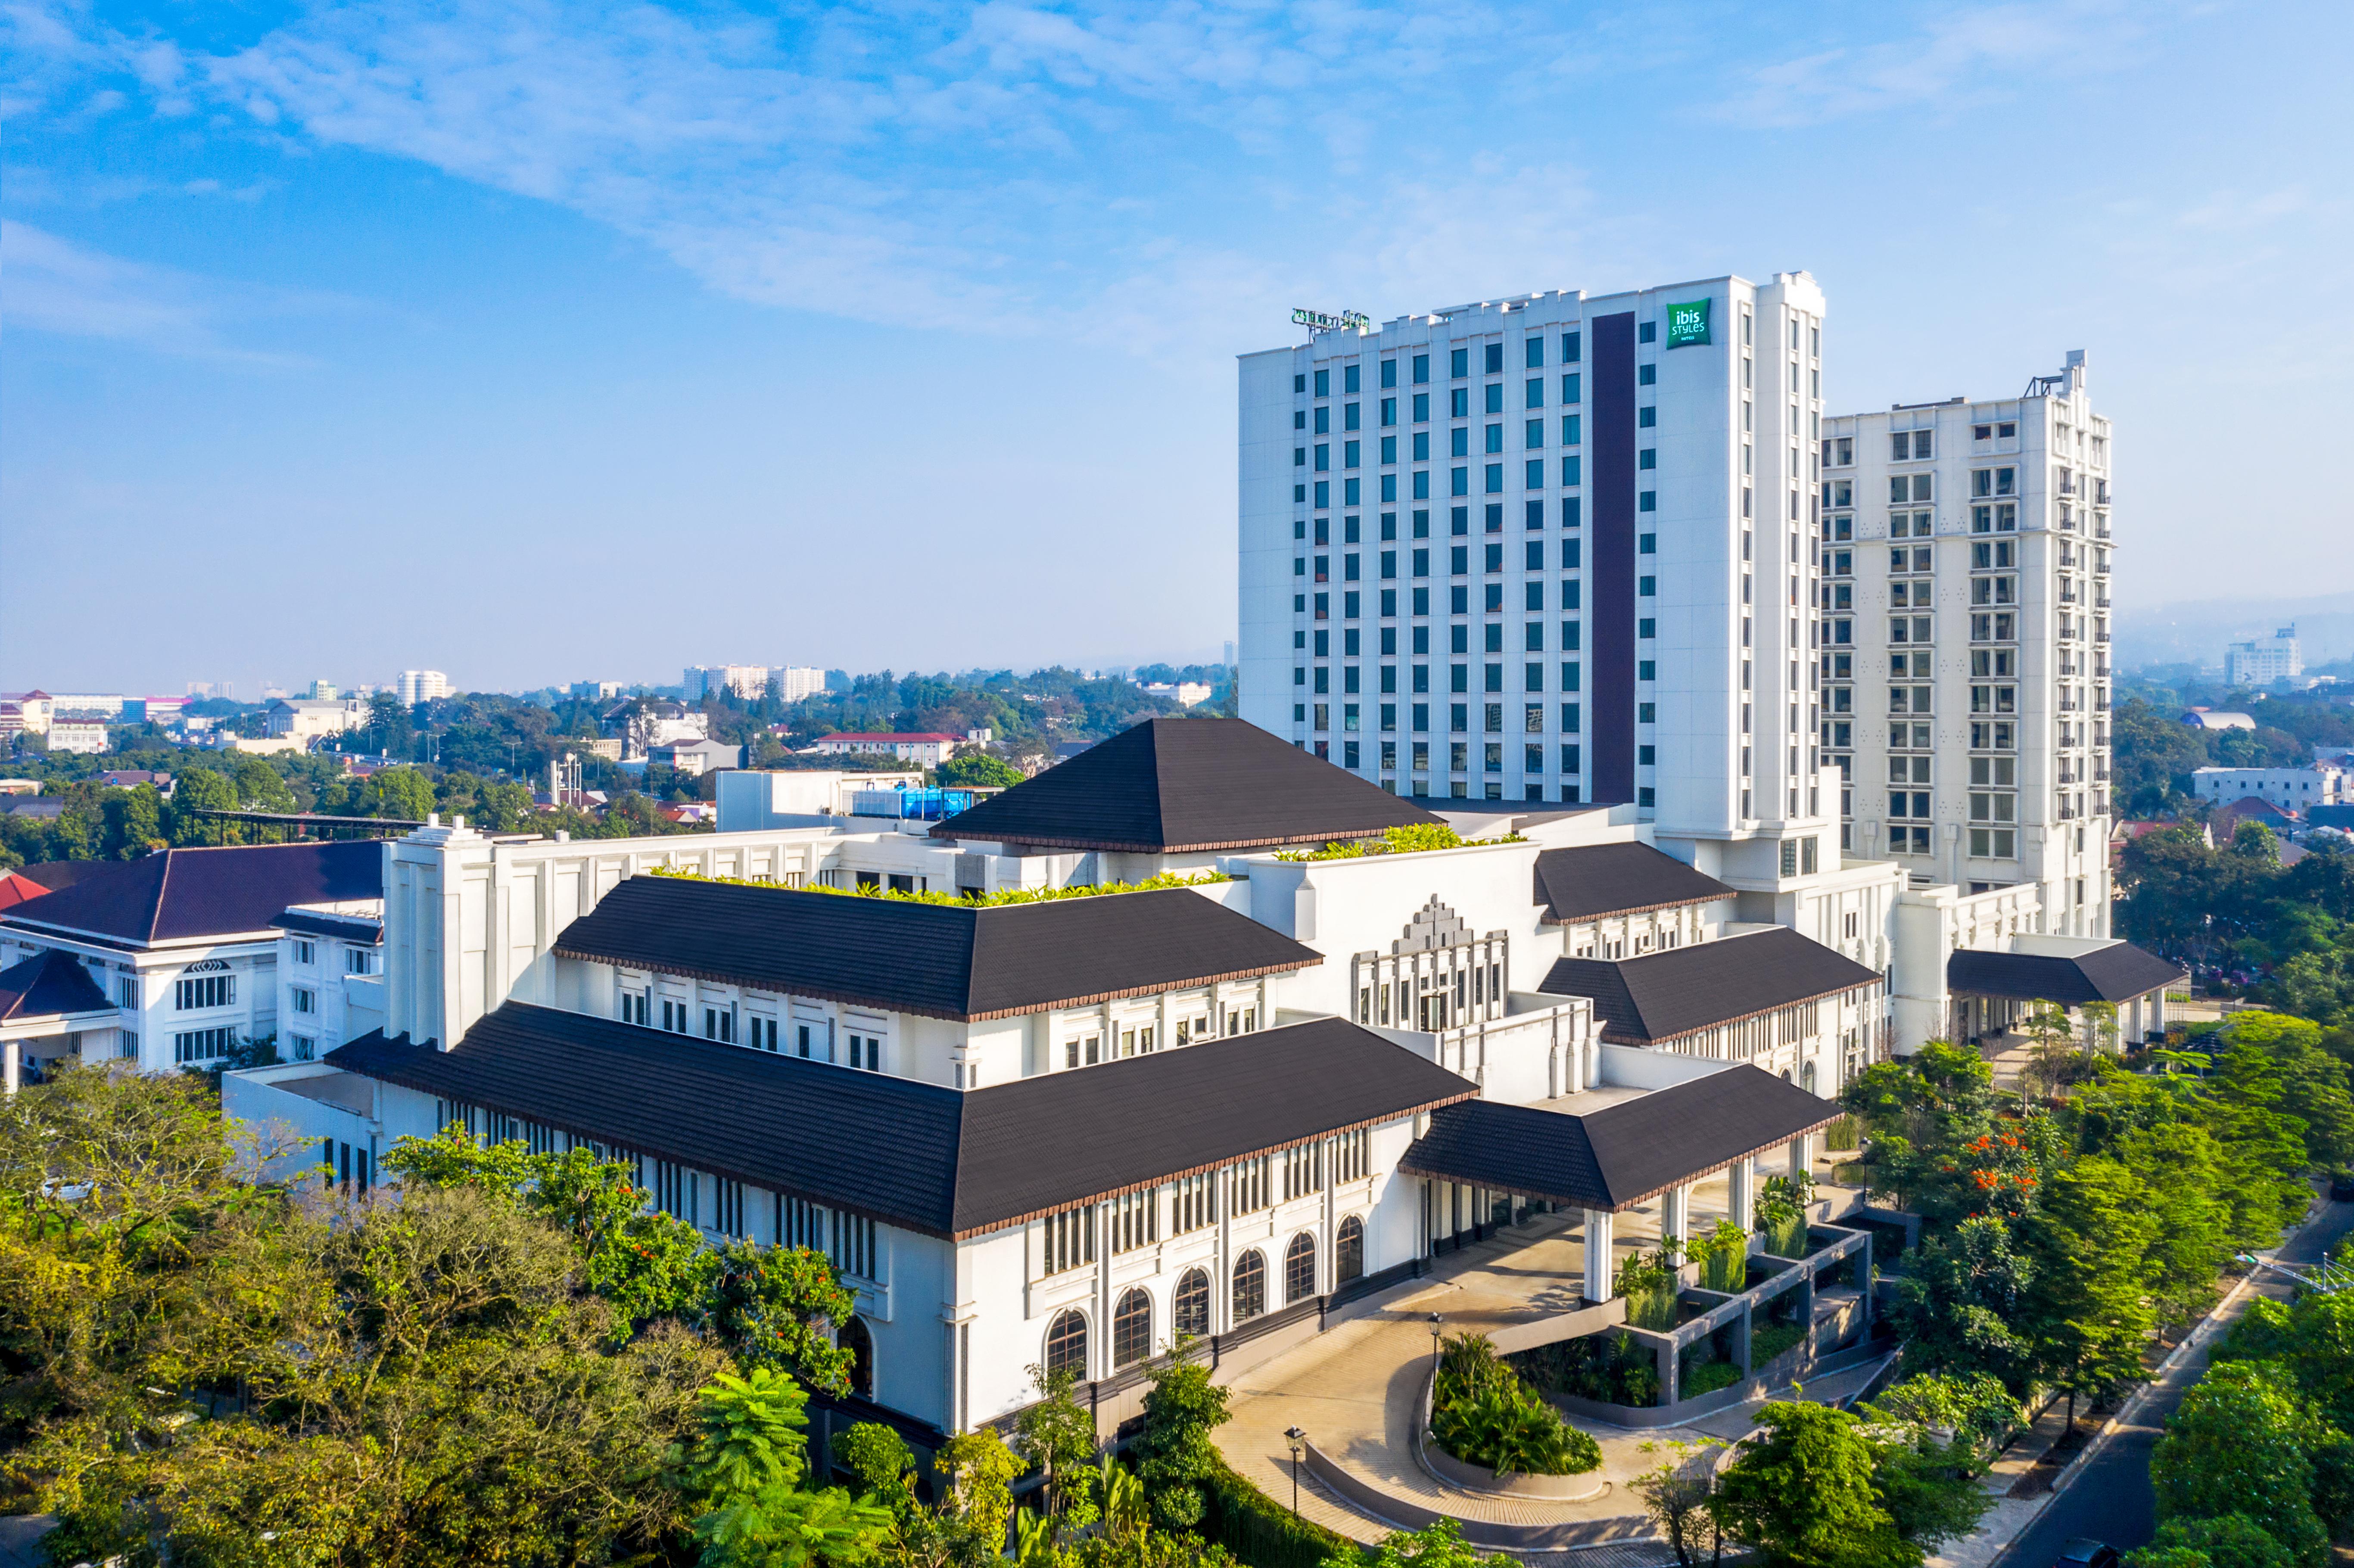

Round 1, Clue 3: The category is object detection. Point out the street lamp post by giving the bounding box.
[1284,1426,1305,1516]
[1428,1312,1444,1388]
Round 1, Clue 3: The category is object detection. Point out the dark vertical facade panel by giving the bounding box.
[1591,312,1638,804]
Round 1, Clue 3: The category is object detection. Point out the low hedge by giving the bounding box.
[1203,1455,1362,1568]
[1750,1320,1808,1366]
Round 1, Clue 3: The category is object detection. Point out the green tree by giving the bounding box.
[1708,1401,1912,1568]
[231,755,296,812]
[367,765,437,821]
[934,754,1027,789]
[1133,1344,1231,1530]
[100,784,164,858]
[1013,1365,1101,1521]
[1633,1437,1728,1568]
[1892,1215,2040,1394]
[2133,1515,2299,1568]
[2019,1154,2159,1423]
[2151,1361,2333,1568]
[679,1366,894,1568]
[167,765,238,844]
[1335,1518,1499,1568]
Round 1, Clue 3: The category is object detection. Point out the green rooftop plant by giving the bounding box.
[1273,823,1526,861]
[1428,1334,1601,1478]
[647,864,1230,907]
[1616,1247,1682,1331]
[1691,1221,1751,1293]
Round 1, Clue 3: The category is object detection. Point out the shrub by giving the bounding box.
[1691,1223,1750,1293]
[1428,1335,1602,1477]
[1757,1173,1815,1260]
[1507,1332,1660,1409]
[1616,1248,1681,1330]
[1749,1321,1808,1368]
[1202,1458,1359,1568]
[1681,1360,1743,1398]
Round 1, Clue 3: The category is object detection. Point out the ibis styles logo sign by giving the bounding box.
[1664,298,1712,348]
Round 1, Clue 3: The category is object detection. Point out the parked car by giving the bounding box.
[2330,1168,2354,1202]
[2055,1540,2119,1568]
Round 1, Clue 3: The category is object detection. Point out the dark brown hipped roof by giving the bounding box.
[1531,842,1735,924]
[329,1005,1473,1238]
[551,874,1320,1022]
[0,841,383,947]
[1538,926,1882,1044]
[934,717,1439,853]
[1400,1065,1843,1211]
[0,949,115,1023]
[1946,943,2186,1006]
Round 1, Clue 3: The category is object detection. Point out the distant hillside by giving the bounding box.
[2116,591,2354,672]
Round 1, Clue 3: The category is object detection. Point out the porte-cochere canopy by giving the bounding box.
[1399,1064,1843,1213]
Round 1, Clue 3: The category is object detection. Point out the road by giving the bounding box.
[1999,1195,2354,1566]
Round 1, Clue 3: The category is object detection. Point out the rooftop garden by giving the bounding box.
[645,865,1231,908]
[1273,822,1526,862]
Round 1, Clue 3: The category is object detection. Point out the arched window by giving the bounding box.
[1801,1060,1818,1095]
[1285,1232,1318,1304]
[840,1316,875,1398]
[1174,1267,1211,1341]
[1113,1288,1153,1367]
[1044,1309,1087,1380]
[1231,1251,1266,1324]
[1335,1215,1365,1285]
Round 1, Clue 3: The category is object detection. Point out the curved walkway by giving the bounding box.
[1217,1210,1671,1545]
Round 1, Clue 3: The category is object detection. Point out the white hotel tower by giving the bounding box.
[1239,272,1837,871]
[1819,352,2113,936]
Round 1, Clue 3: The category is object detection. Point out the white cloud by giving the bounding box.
[0,220,332,365]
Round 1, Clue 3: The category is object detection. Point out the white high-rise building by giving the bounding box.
[778,666,826,704]
[1819,351,2112,935]
[1239,273,1836,865]
[396,670,450,706]
[2225,626,2302,687]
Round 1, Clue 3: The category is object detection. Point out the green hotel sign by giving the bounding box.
[1664,297,1712,348]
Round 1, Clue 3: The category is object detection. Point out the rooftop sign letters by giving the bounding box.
[1664,297,1712,349]
[1293,307,1371,334]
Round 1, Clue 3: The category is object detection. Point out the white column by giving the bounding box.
[1728,1160,1756,1230]
[1582,1208,1616,1304]
[1660,1182,1693,1250]
[3,1039,17,1098]
[1788,1133,1816,1180]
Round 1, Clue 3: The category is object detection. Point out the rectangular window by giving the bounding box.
[174,974,234,1011]
[172,1027,234,1064]
[1040,1205,1096,1276]
[1231,1154,1272,1213]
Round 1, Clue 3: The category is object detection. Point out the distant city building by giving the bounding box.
[600,700,708,760]
[809,731,971,768]
[648,738,744,777]
[0,693,53,736]
[47,694,125,717]
[570,681,625,701]
[778,666,826,704]
[2225,625,2302,687]
[1143,681,1215,707]
[266,698,367,745]
[306,680,340,700]
[684,665,771,702]
[713,769,927,828]
[2192,764,2348,814]
[2180,708,2257,731]
[396,670,451,706]
[127,696,187,725]
[46,719,111,755]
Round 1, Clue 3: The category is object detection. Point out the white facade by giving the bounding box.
[397,670,451,706]
[276,916,386,1063]
[48,694,125,716]
[2193,765,2346,813]
[811,733,965,767]
[686,665,773,702]
[778,667,827,703]
[1820,352,2113,937]
[715,769,927,827]
[267,697,367,743]
[1239,273,1830,854]
[2226,626,2303,687]
[46,719,110,755]
[649,739,744,777]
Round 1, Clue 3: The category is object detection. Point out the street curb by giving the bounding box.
[1975,1204,2321,1568]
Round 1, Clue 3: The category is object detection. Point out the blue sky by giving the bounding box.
[4,0,2349,696]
